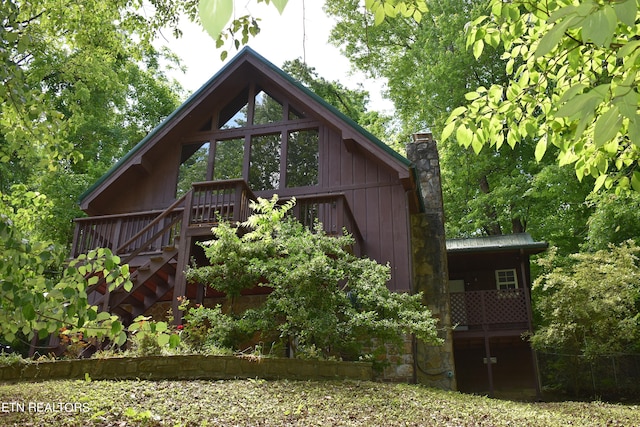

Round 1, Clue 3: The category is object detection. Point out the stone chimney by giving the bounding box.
[406,131,456,391]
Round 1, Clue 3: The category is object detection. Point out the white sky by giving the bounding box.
[156,1,393,112]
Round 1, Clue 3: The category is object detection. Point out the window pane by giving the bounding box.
[253,90,283,125]
[213,138,244,180]
[287,129,318,187]
[177,142,210,197]
[218,88,250,129]
[496,269,518,290]
[249,133,281,191]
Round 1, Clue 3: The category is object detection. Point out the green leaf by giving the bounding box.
[628,115,640,148]
[594,174,607,192]
[271,0,288,14]
[593,106,621,148]
[169,333,181,349]
[96,311,111,322]
[447,106,467,122]
[613,0,637,27]
[456,125,473,148]
[441,121,456,142]
[199,0,234,40]
[22,303,36,321]
[631,171,640,192]
[536,16,578,57]
[472,40,484,60]
[555,91,601,120]
[582,6,617,47]
[123,280,133,292]
[157,333,170,347]
[535,137,547,162]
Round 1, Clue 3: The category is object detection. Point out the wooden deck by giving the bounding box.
[72,179,363,323]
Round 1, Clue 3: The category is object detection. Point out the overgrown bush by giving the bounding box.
[128,316,180,356]
[180,305,240,353]
[185,196,441,359]
[531,241,640,394]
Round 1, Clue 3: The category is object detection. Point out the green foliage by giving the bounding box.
[198,0,268,60]
[187,196,440,359]
[584,191,640,251]
[128,316,181,356]
[0,212,130,347]
[439,0,640,193]
[180,305,239,352]
[531,241,640,358]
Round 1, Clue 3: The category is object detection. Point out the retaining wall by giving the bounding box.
[0,355,373,383]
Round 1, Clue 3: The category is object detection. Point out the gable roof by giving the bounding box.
[446,233,548,255]
[79,47,414,208]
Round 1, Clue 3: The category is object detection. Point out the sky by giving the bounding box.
[156,1,393,112]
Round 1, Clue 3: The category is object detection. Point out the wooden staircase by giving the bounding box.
[104,245,179,324]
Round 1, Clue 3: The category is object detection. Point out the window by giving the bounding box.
[253,90,284,124]
[495,269,518,290]
[213,138,244,180]
[182,84,321,193]
[249,133,281,191]
[286,129,318,187]
[177,142,210,197]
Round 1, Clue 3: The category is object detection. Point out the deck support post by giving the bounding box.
[173,190,193,325]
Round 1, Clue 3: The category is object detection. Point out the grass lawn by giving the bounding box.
[0,379,638,426]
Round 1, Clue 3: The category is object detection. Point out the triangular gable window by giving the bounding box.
[180,83,319,195]
[253,90,284,125]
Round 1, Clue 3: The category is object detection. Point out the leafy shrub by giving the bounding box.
[186,196,441,359]
[532,241,640,394]
[180,305,239,353]
[128,316,180,356]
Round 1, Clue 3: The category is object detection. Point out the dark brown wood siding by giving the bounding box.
[320,127,411,292]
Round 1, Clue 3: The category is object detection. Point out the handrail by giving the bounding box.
[115,192,189,255]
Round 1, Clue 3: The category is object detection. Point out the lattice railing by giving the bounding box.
[450,289,529,329]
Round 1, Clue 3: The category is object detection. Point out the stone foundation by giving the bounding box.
[0,355,373,383]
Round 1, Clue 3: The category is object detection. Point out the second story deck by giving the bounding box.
[71,179,364,263]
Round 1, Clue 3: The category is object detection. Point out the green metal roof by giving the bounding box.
[446,233,548,254]
[79,46,411,204]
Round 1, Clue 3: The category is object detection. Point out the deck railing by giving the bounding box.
[72,208,184,258]
[292,193,364,256]
[72,181,363,258]
[450,289,530,331]
[188,179,256,228]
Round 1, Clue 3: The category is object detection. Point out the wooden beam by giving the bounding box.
[132,155,152,174]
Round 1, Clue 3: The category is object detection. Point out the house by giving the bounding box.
[72,47,449,383]
[447,233,547,397]
[71,47,543,393]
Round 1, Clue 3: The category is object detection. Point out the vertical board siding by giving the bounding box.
[323,129,411,292]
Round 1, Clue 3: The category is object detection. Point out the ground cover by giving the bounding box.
[0,379,637,426]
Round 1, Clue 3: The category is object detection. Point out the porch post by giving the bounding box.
[484,334,495,397]
[520,255,542,399]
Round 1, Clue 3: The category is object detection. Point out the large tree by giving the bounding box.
[0,0,192,349]
[441,0,640,193]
